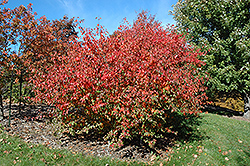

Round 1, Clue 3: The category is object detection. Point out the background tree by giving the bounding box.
[0,0,78,115]
[171,0,250,117]
[22,15,78,64]
[0,0,37,116]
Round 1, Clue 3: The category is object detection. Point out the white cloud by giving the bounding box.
[57,0,84,18]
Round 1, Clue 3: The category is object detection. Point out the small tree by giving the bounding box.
[30,11,208,147]
[0,1,78,113]
[171,0,250,117]
[0,0,37,115]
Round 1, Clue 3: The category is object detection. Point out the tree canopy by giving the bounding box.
[171,0,250,114]
[0,1,78,108]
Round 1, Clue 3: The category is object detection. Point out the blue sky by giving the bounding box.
[3,0,177,34]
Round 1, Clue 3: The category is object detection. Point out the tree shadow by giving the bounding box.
[109,111,205,158]
[203,105,244,117]
[0,103,54,122]
[168,111,205,142]
[236,150,250,166]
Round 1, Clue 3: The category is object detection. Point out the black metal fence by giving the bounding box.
[0,68,24,126]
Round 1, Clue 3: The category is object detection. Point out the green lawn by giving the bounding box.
[0,131,144,166]
[162,113,250,166]
[0,113,249,166]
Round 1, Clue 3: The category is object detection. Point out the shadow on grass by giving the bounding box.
[169,111,205,142]
[113,111,205,158]
[236,150,250,166]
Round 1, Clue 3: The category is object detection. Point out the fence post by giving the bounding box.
[9,69,13,127]
[19,69,23,115]
[0,90,3,119]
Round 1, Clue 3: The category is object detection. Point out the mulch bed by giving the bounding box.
[0,104,174,163]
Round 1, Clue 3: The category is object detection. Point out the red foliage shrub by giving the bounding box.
[30,11,208,147]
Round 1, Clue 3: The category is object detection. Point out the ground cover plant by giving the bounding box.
[29,11,208,147]
[213,94,244,112]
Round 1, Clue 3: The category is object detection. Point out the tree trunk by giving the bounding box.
[243,93,250,119]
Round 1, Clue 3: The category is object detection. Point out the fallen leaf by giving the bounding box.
[238,139,242,143]
[160,163,163,166]
[198,149,203,153]
[225,157,229,161]
[40,158,46,162]
[222,151,228,155]
[13,160,17,164]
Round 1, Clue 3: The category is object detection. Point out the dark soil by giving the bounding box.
[203,105,250,122]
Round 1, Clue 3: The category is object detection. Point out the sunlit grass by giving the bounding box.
[155,113,250,166]
[0,126,146,166]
